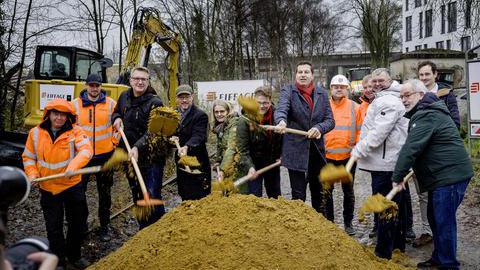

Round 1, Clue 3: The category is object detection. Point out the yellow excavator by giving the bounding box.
[0,7,181,167]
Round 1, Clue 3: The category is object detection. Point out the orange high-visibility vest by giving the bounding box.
[359,98,370,124]
[72,97,117,156]
[325,97,362,161]
[22,125,93,195]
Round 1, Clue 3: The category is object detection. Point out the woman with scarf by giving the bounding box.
[274,61,335,214]
[211,100,238,167]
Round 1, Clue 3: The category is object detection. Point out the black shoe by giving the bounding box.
[68,258,91,270]
[368,227,377,238]
[345,225,356,236]
[406,228,416,239]
[99,226,111,242]
[417,258,439,268]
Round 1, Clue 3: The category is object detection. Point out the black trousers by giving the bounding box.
[324,158,356,226]
[288,143,326,214]
[82,170,113,229]
[248,157,281,198]
[40,182,88,262]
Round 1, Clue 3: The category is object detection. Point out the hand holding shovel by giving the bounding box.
[169,136,202,174]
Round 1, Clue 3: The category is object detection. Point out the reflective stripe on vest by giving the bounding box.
[73,99,80,115]
[23,148,36,159]
[36,140,75,170]
[33,127,39,154]
[325,100,357,158]
[23,160,36,167]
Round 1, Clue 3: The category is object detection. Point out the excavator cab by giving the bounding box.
[24,46,127,129]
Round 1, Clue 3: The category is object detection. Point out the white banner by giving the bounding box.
[468,60,480,121]
[195,80,265,111]
[39,84,75,110]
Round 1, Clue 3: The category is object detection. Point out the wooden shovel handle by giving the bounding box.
[260,125,310,136]
[33,166,102,183]
[234,160,282,188]
[119,128,150,200]
[345,156,359,172]
[386,170,415,200]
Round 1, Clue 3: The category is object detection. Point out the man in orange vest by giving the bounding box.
[324,74,362,235]
[72,74,117,242]
[359,74,374,123]
[22,99,93,269]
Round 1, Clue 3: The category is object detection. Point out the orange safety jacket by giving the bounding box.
[72,90,118,157]
[358,97,370,124]
[325,97,362,161]
[22,99,93,195]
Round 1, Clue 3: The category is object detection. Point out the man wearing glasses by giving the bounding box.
[72,74,117,241]
[173,84,211,201]
[112,67,165,229]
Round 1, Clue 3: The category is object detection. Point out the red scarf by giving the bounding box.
[260,107,273,140]
[296,82,314,111]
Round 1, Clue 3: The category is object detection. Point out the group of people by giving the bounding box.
[21,59,472,270]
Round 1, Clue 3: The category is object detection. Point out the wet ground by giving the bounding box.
[5,166,480,269]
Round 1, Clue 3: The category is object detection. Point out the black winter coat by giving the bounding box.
[437,82,460,129]
[111,87,163,165]
[176,105,211,178]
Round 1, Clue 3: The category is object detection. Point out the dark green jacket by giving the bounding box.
[213,114,238,164]
[392,93,473,192]
[236,108,282,173]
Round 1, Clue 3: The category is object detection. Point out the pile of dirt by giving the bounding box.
[88,195,409,270]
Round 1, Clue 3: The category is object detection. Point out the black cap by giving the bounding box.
[86,74,103,85]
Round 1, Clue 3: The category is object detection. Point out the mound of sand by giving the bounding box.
[89,195,408,270]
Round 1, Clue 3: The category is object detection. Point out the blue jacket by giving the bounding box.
[437,82,460,129]
[275,84,335,171]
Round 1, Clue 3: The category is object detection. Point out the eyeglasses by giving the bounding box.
[130,77,149,82]
[177,95,192,100]
[400,92,418,100]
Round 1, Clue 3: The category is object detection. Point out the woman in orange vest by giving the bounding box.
[22,99,93,269]
[72,74,117,242]
[324,75,363,236]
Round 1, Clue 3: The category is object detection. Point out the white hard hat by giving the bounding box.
[330,75,350,87]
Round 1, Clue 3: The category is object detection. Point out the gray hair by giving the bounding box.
[371,68,391,79]
[402,79,428,94]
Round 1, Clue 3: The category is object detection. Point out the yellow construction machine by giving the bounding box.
[0,7,181,167]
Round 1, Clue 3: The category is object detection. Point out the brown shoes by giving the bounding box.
[412,233,433,247]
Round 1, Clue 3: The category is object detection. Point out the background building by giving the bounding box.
[402,0,479,53]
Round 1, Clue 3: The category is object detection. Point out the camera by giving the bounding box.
[0,166,57,270]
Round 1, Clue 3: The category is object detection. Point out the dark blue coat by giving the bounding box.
[437,82,460,129]
[274,84,335,172]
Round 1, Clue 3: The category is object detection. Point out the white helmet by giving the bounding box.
[330,75,350,87]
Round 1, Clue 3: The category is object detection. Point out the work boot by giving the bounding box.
[406,228,416,240]
[99,226,111,242]
[368,227,376,238]
[412,233,433,248]
[344,224,356,236]
[68,258,91,270]
[417,258,439,268]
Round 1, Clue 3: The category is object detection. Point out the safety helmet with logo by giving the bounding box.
[330,75,350,87]
[42,98,77,124]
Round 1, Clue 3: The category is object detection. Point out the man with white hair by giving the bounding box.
[393,79,473,269]
[351,68,408,259]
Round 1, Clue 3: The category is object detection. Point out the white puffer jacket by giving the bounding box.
[352,81,408,171]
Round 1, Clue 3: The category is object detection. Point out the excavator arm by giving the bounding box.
[121,7,181,106]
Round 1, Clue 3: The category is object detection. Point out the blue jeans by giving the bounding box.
[427,179,470,269]
[371,171,407,260]
[127,162,165,230]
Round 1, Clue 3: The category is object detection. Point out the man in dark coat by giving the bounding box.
[237,86,282,198]
[393,79,473,270]
[112,67,165,229]
[274,61,335,213]
[174,84,211,200]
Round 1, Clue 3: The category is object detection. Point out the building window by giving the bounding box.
[441,5,446,34]
[424,44,428,49]
[419,12,423,38]
[405,0,409,11]
[466,0,472,29]
[461,36,471,52]
[415,0,421,8]
[448,1,457,33]
[406,47,409,52]
[446,39,451,50]
[436,41,444,49]
[406,16,412,42]
[425,9,433,37]
[415,45,422,51]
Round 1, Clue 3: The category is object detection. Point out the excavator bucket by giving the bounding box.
[319,163,353,187]
[148,106,181,136]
